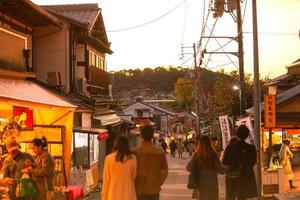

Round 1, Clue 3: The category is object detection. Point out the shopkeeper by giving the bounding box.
[2,138,34,200]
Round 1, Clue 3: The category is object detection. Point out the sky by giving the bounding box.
[34,0,300,78]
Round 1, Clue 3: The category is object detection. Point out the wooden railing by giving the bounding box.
[87,66,109,95]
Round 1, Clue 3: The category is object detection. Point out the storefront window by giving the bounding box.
[90,134,99,164]
[74,132,89,169]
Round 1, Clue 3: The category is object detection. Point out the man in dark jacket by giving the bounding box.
[134,125,168,200]
[222,125,258,200]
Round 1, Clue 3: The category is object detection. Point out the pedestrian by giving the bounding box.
[222,125,258,200]
[161,139,168,153]
[186,135,225,200]
[30,137,55,200]
[134,125,168,200]
[221,136,240,200]
[177,139,184,158]
[102,135,137,200]
[169,139,177,158]
[2,137,35,200]
[187,139,194,157]
[279,138,297,189]
[211,136,218,149]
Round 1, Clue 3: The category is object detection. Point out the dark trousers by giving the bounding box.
[137,194,159,200]
[225,176,239,200]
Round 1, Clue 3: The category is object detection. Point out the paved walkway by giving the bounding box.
[161,152,226,200]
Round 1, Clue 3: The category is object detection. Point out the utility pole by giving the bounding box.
[236,0,246,116]
[252,0,262,198]
[193,43,201,136]
[181,43,201,135]
[202,0,246,116]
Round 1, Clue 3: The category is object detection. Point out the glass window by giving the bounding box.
[74,132,89,169]
[90,134,99,164]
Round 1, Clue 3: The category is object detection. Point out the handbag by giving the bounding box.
[17,173,38,198]
[187,158,200,189]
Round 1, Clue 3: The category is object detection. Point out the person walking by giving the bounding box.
[187,135,225,200]
[161,139,168,153]
[222,125,258,200]
[187,139,194,157]
[2,138,35,200]
[279,138,297,189]
[102,135,137,200]
[169,139,177,158]
[177,139,184,158]
[30,137,54,200]
[134,125,168,200]
[221,136,240,200]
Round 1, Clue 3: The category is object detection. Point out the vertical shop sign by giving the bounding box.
[235,116,256,146]
[264,95,276,128]
[219,115,231,149]
[161,115,168,134]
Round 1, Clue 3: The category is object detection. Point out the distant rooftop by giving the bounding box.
[41,3,100,29]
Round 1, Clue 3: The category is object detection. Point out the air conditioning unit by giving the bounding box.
[47,72,61,87]
[77,78,87,94]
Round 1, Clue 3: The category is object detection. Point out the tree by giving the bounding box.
[175,78,193,111]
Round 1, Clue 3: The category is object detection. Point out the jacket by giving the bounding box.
[101,152,137,200]
[187,154,225,200]
[223,140,258,198]
[279,143,294,180]
[133,141,168,195]
[2,151,34,200]
[32,149,54,200]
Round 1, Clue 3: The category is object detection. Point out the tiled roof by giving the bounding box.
[246,84,300,113]
[41,3,100,29]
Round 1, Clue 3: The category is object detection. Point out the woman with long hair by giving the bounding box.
[101,135,137,200]
[31,137,54,200]
[187,135,225,200]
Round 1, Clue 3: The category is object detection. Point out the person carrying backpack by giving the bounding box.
[222,125,257,200]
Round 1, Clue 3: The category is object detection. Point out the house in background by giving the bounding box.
[32,3,121,187]
[119,98,177,134]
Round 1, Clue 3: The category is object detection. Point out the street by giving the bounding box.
[85,151,226,200]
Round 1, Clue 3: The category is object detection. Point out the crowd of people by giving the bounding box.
[1,136,54,200]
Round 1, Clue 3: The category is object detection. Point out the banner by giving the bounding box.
[265,95,276,128]
[235,116,255,146]
[219,115,231,149]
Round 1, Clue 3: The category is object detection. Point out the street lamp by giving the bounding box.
[232,85,239,91]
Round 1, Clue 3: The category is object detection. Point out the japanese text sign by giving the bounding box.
[264,95,276,128]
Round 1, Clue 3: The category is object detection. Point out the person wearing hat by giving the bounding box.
[2,137,34,200]
[279,138,297,189]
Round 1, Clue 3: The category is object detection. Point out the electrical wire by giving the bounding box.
[107,0,187,32]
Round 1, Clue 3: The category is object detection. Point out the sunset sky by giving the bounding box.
[34,0,300,78]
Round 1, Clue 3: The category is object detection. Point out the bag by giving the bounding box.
[187,159,200,189]
[17,173,38,198]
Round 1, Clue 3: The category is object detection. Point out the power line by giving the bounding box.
[107,0,187,32]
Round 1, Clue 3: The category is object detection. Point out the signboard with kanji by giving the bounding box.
[265,95,276,128]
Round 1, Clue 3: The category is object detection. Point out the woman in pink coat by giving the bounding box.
[101,135,137,200]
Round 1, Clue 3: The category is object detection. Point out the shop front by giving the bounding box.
[0,77,76,198]
[70,127,108,193]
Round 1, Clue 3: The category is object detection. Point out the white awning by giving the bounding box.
[73,127,108,134]
[0,78,76,108]
[94,113,121,126]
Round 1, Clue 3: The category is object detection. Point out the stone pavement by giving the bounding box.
[160,152,226,200]
[84,151,227,200]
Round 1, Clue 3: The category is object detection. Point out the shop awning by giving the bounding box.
[93,113,121,126]
[73,127,108,134]
[0,78,76,109]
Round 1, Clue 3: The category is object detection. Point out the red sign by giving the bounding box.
[13,107,33,130]
[264,95,276,128]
